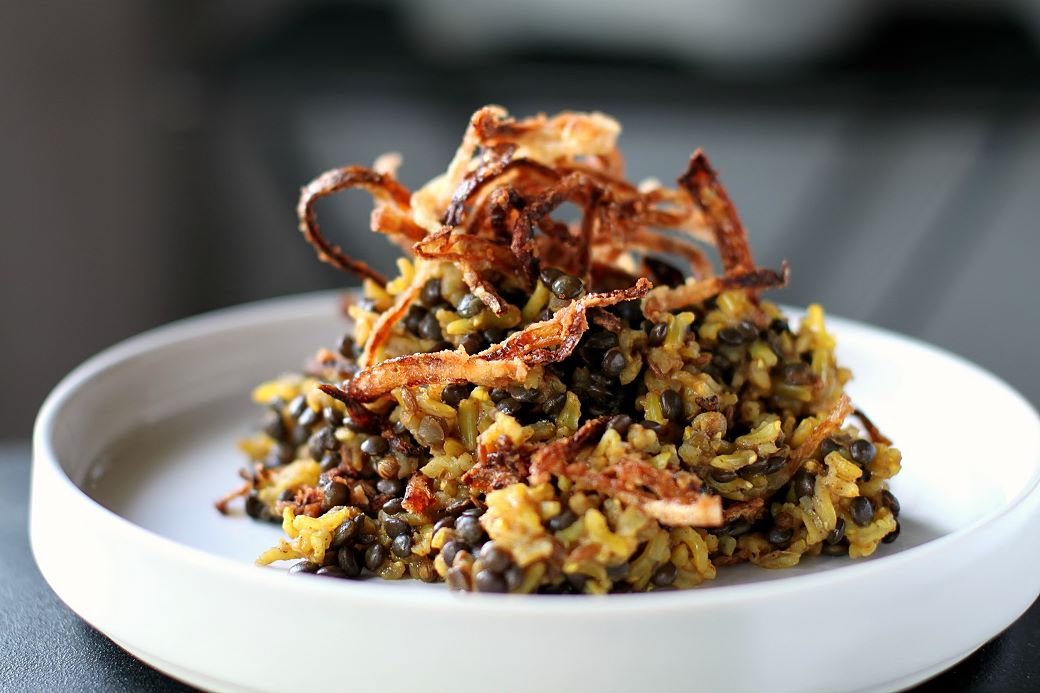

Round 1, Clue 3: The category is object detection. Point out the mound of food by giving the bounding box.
[219,106,902,594]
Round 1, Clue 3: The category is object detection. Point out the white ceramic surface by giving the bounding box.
[31,291,1040,693]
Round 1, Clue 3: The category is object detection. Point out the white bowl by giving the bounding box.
[31,291,1040,693]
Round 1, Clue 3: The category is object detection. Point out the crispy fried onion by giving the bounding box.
[853,408,893,446]
[358,261,433,367]
[462,435,530,494]
[678,150,756,274]
[529,418,722,527]
[297,165,426,286]
[642,263,789,320]
[298,108,786,319]
[789,393,854,472]
[718,393,853,502]
[402,473,437,515]
[339,279,651,403]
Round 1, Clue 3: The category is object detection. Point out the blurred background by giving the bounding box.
[2,0,1039,439]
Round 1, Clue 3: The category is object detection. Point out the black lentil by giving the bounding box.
[376,478,403,496]
[550,273,584,300]
[479,543,512,573]
[330,517,361,549]
[584,331,619,351]
[381,498,404,515]
[445,498,474,515]
[442,383,474,407]
[608,414,633,437]
[882,521,901,544]
[432,516,455,535]
[763,455,788,475]
[321,479,349,509]
[539,266,563,286]
[538,308,554,322]
[718,325,751,346]
[337,547,362,577]
[508,385,541,403]
[316,566,347,579]
[456,293,484,318]
[404,305,426,334]
[364,544,387,572]
[504,564,525,591]
[416,416,445,446]
[308,427,337,460]
[289,425,309,447]
[780,362,816,385]
[739,459,769,478]
[455,515,484,545]
[384,517,409,538]
[262,411,286,440]
[482,327,507,343]
[460,332,486,354]
[322,406,342,426]
[647,322,668,346]
[793,471,815,498]
[289,560,319,575]
[420,278,442,306]
[496,398,525,417]
[488,388,510,403]
[826,518,846,545]
[267,443,295,468]
[340,414,365,433]
[391,533,413,558]
[565,572,588,593]
[819,438,842,459]
[474,569,508,593]
[601,348,626,377]
[651,563,677,587]
[337,333,357,359]
[822,542,848,556]
[851,496,875,526]
[644,257,685,288]
[440,540,464,567]
[710,469,738,483]
[297,407,319,429]
[725,519,753,537]
[850,439,877,465]
[542,393,567,416]
[766,526,793,545]
[418,313,443,340]
[548,509,577,532]
[606,562,630,581]
[245,492,265,519]
[880,489,900,517]
[288,395,309,419]
[360,435,389,456]
[660,389,684,421]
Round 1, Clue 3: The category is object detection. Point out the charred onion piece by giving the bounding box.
[298,166,425,286]
[530,417,722,526]
[346,279,652,403]
[678,150,757,274]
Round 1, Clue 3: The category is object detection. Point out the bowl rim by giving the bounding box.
[31,289,1040,615]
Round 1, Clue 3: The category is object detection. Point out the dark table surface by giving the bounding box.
[2,440,1037,692]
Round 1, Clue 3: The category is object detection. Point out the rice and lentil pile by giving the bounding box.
[219,106,903,593]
